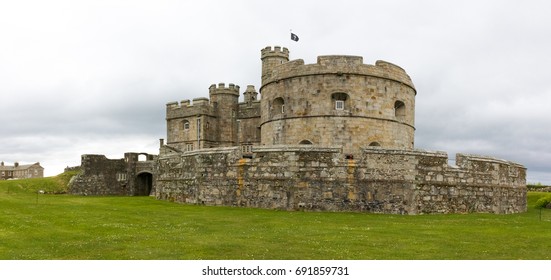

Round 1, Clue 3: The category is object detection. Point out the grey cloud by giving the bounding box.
[1,0,551,182]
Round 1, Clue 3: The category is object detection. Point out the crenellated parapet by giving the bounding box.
[166,83,241,120]
[260,53,415,91]
[260,46,414,91]
[166,98,215,119]
[209,82,240,97]
[260,46,289,60]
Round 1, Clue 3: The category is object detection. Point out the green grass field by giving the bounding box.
[1,174,550,260]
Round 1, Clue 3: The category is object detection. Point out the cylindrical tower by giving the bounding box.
[261,46,289,86]
[259,47,416,154]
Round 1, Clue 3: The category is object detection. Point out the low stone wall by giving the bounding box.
[68,154,128,195]
[155,146,527,214]
[527,186,551,192]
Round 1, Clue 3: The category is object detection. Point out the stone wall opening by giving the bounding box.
[272,97,285,115]
[394,100,406,121]
[136,172,153,196]
[138,154,148,162]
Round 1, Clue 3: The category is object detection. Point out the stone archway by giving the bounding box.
[135,172,153,196]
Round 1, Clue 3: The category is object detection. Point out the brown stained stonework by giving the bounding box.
[155,146,526,214]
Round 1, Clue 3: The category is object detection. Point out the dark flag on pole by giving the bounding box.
[291,32,299,42]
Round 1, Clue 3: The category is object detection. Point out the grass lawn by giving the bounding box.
[1,175,550,260]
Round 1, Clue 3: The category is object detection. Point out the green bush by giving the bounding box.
[534,194,551,209]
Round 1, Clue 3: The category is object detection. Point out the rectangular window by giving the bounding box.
[335,100,344,110]
[116,173,127,181]
[186,143,194,151]
[242,144,253,154]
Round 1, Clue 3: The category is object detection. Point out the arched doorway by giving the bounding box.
[135,172,153,196]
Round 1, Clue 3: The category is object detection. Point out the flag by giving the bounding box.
[291,32,299,42]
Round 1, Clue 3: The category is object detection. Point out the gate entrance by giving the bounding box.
[136,172,153,196]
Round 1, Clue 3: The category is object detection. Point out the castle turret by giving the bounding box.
[209,83,240,147]
[259,46,416,153]
[261,46,289,86]
[243,85,258,104]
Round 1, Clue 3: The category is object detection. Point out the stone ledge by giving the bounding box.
[252,145,342,153]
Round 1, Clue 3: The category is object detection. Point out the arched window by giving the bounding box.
[394,101,406,121]
[369,142,381,147]
[272,97,285,114]
[183,120,190,130]
[299,140,313,145]
[331,92,349,110]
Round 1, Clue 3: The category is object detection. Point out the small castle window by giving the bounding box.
[116,173,127,181]
[335,100,344,110]
[299,140,313,145]
[331,92,348,111]
[183,120,190,130]
[242,144,253,154]
[394,100,406,117]
[272,97,285,115]
[394,101,406,121]
[185,143,194,151]
[369,142,381,147]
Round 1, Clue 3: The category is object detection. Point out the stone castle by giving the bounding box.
[69,46,527,214]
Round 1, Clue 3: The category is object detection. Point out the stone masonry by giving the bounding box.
[69,153,156,196]
[70,45,527,214]
[156,146,526,214]
[155,45,527,214]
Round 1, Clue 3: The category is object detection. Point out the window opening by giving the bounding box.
[335,100,344,110]
[272,97,285,115]
[394,101,406,120]
[331,92,348,111]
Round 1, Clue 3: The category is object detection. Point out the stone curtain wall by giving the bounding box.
[155,146,526,214]
[68,154,128,195]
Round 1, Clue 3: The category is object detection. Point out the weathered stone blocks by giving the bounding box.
[155,146,526,214]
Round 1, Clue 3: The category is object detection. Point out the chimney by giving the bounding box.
[1,161,4,166]
[14,162,19,167]
[159,138,164,147]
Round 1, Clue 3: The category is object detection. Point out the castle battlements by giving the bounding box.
[260,46,289,59]
[260,51,414,91]
[166,98,215,119]
[209,82,240,96]
[69,44,527,215]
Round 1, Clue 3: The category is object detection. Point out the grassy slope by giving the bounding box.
[1,174,550,260]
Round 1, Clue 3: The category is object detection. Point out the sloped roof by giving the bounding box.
[0,162,43,171]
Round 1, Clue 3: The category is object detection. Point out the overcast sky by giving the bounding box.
[1,0,550,184]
